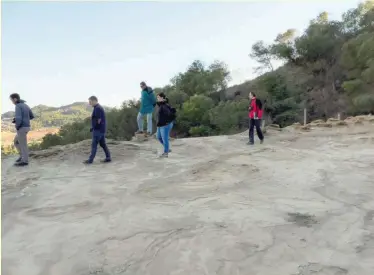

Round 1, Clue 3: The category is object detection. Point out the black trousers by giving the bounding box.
[249,119,264,143]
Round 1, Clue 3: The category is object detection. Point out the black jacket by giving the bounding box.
[157,102,173,127]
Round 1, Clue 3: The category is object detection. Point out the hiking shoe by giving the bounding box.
[14,162,28,167]
[83,160,93,164]
[159,153,168,158]
[101,159,112,163]
[15,157,22,163]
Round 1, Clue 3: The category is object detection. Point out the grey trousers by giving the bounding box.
[14,127,30,163]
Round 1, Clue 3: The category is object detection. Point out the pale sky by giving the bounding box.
[1,1,360,112]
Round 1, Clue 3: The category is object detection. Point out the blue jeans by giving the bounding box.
[157,122,173,153]
[88,132,111,162]
[137,112,153,134]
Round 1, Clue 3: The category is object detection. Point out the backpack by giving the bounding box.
[255,98,263,110]
[167,104,177,121]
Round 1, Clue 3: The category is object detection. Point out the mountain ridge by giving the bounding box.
[1,102,112,132]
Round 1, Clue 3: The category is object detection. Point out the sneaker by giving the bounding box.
[14,162,28,167]
[247,141,254,145]
[135,131,144,135]
[100,159,111,163]
[260,139,264,144]
[83,160,93,164]
[15,157,22,163]
[168,149,172,153]
[159,153,168,158]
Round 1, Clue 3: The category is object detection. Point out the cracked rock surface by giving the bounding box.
[2,123,374,275]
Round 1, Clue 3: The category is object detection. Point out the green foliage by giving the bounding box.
[249,0,374,115]
[172,60,230,96]
[1,145,17,156]
[257,73,301,127]
[208,100,248,133]
[189,125,212,137]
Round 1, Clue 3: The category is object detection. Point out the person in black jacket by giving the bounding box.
[156,93,175,158]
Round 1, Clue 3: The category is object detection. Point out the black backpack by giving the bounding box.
[167,104,177,121]
[255,98,263,110]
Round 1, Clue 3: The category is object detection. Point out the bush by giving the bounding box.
[189,125,212,137]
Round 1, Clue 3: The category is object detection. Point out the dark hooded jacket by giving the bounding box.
[157,102,174,127]
[14,100,34,130]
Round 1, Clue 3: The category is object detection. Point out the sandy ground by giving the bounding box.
[2,121,374,275]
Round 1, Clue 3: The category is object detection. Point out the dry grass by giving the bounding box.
[1,128,59,146]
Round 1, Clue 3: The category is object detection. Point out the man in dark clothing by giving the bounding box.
[84,96,111,164]
[248,92,264,145]
[9,93,34,166]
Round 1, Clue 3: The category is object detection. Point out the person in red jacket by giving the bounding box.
[248,92,264,145]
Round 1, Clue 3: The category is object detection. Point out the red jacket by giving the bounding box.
[248,97,263,119]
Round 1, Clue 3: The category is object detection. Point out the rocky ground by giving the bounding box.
[2,116,374,275]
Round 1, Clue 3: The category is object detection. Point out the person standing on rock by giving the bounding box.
[156,92,176,158]
[248,92,264,145]
[136,81,156,137]
[84,96,111,164]
[9,93,35,166]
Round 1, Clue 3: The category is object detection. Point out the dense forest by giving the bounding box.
[5,2,374,151]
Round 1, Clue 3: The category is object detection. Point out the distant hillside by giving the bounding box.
[1,102,111,132]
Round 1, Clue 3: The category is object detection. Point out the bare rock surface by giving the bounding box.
[2,121,374,275]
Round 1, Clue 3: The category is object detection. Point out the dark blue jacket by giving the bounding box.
[91,104,106,133]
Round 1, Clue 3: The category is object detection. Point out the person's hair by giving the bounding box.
[157,92,166,99]
[140,81,146,86]
[157,92,169,103]
[10,93,21,101]
[249,91,256,97]
[88,96,98,102]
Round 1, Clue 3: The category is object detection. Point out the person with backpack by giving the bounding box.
[248,91,264,145]
[9,93,35,166]
[136,81,156,136]
[156,92,176,158]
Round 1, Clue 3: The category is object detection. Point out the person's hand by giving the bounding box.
[12,117,15,124]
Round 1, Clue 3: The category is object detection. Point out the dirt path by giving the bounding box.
[2,122,374,275]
